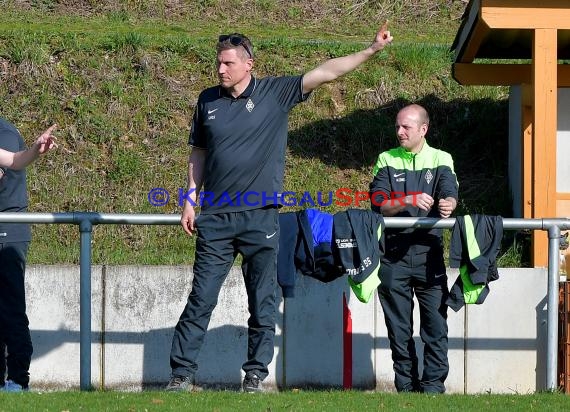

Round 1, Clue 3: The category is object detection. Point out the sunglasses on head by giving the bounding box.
[218,34,253,59]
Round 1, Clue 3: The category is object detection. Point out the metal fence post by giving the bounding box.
[79,216,93,391]
[547,224,562,391]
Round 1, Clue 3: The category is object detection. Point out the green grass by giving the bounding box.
[0,391,569,412]
[0,1,524,266]
[0,1,465,42]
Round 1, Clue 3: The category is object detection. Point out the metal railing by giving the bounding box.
[0,212,569,391]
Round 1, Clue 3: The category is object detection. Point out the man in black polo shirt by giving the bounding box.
[0,118,57,392]
[167,26,393,393]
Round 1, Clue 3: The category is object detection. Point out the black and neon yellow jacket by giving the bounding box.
[446,215,503,312]
[277,209,384,303]
[333,209,385,303]
[369,141,458,260]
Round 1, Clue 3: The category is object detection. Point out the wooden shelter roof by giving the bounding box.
[451,0,570,85]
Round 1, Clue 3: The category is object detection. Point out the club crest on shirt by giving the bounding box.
[246,98,255,112]
[425,169,433,184]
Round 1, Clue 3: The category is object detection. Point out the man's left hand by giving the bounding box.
[438,198,456,218]
[371,21,393,52]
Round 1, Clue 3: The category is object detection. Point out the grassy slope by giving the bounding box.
[0,1,520,265]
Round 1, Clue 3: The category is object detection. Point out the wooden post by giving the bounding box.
[532,28,558,266]
[522,85,533,220]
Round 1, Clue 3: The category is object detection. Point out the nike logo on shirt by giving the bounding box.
[207,108,219,114]
[266,231,277,239]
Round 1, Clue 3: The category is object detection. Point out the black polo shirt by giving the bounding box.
[189,75,310,214]
[0,117,31,243]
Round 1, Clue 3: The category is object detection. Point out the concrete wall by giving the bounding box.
[25,265,548,393]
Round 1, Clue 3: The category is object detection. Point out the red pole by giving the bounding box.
[343,292,352,389]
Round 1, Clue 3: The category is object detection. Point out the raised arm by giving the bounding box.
[302,22,393,94]
[0,124,57,170]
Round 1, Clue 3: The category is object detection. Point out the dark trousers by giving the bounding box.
[379,254,449,393]
[170,208,279,380]
[0,242,32,388]
[0,342,5,386]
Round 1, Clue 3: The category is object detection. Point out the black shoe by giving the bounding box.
[242,372,263,393]
[165,374,194,392]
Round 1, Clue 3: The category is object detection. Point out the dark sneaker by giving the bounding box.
[242,372,263,393]
[165,375,194,392]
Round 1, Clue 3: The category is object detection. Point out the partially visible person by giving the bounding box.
[0,341,5,389]
[167,25,393,393]
[369,104,458,393]
[0,119,57,393]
